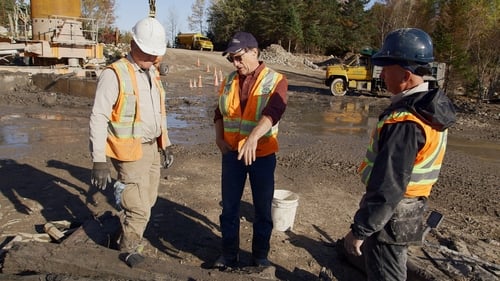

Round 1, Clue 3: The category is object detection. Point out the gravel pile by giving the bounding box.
[103,42,325,70]
[260,44,319,69]
[103,43,130,63]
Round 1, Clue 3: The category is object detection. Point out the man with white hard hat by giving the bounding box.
[89,17,173,267]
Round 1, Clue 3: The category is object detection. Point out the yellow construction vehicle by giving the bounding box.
[324,49,446,96]
[175,33,214,51]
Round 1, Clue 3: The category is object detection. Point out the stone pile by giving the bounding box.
[260,44,319,70]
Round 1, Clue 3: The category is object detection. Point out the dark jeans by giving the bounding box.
[344,197,426,280]
[343,235,407,281]
[219,151,276,260]
[364,235,407,281]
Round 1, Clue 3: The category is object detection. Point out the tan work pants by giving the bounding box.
[112,141,161,252]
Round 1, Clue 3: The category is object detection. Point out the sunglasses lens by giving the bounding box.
[227,50,246,63]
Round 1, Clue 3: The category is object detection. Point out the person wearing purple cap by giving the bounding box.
[213,31,288,269]
[341,28,456,280]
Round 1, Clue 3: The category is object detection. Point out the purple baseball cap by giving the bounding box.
[222,31,258,56]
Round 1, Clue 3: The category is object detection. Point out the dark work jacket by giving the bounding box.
[351,88,456,240]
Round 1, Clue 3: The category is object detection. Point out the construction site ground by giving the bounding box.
[0,47,499,281]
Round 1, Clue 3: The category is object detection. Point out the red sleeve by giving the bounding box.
[213,106,223,123]
[262,76,288,125]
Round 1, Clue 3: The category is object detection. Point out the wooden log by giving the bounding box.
[422,246,463,278]
[44,223,65,241]
[2,241,275,281]
[407,247,451,281]
[424,242,500,272]
[407,257,442,281]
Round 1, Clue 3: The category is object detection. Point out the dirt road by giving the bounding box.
[0,48,499,281]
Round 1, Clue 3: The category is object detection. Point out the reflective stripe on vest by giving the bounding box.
[109,59,142,138]
[358,110,448,197]
[219,67,282,157]
[106,58,167,161]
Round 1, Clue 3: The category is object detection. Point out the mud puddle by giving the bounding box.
[0,113,88,158]
[1,95,498,164]
[448,136,500,163]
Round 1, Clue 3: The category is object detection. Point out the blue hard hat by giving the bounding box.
[372,28,434,67]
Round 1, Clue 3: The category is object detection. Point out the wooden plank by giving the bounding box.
[44,223,65,241]
[2,241,275,281]
[407,247,451,281]
[421,247,463,279]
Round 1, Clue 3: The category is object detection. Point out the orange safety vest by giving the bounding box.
[358,110,448,197]
[218,67,283,157]
[105,58,168,161]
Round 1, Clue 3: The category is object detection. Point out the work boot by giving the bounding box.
[120,241,145,268]
[123,251,145,267]
[213,255,239,270]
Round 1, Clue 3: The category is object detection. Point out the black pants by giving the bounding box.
[364,235,407,281]
[219,152,276,260]
[343,235,407,281]
[343,198,426,281]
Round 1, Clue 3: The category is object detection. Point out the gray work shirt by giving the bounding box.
[89,55,164,163]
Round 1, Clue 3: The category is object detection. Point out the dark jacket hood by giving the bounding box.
[385,88,456,131]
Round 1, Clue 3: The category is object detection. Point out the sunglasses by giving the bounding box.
[227,49,248,63]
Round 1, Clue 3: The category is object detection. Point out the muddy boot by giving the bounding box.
[123,251,145,267]
[119,238,145,268]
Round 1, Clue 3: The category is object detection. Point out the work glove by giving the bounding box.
[160,148,174,169]
[91,162,111,190]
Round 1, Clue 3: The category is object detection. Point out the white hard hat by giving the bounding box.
[132,17,166,56]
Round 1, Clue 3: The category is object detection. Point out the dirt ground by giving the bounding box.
[0,48,499,281]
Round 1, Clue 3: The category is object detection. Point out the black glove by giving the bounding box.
[160,148,174,169]
[91,162,111,190]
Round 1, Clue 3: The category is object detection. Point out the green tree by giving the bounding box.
[336,0,371,53]
[281,1,304,52]
[302,21,322,54]
[461,0,499,100]
[206,0,250,48]
[367,0,439,50]
[0,0,15,27]
[245,0,281,46]
[301,0,342,55]
[434,0,499,99]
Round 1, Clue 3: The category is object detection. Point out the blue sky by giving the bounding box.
[114,0,194,32]
[114,0,379,32]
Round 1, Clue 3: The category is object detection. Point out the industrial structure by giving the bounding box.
[0,0,104,67]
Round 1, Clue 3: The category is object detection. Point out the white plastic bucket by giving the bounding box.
[271,189,299,231]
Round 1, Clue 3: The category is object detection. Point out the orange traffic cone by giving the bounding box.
[219,69,223,82]
[189,79,193,88]
[214,71,219,87]
[198,75,203,88]
[196,57,200,67]
[206,64,210,73]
